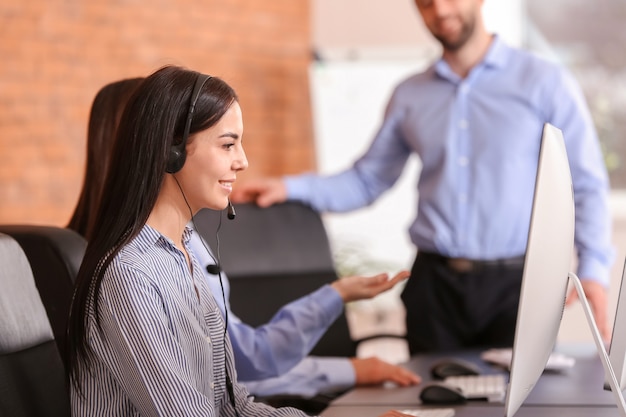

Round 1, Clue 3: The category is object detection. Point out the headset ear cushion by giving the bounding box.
[166,73,210,174]
[166,145,186,174]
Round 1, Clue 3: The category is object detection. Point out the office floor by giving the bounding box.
[345,217,626,364]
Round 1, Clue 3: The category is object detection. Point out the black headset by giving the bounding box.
[166,73,212,174]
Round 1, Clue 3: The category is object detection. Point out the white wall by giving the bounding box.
[309,60,425,278]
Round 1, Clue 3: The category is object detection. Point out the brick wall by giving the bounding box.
[0,0,315,225]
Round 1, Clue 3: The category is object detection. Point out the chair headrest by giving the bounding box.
[193,202,335,277]
[0,225,87,282]
[0,233,54,354]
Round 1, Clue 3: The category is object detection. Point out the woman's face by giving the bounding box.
[177,101,247,213]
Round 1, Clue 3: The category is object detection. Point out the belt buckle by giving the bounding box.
[447,258,474,273]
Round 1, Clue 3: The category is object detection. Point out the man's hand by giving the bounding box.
[566,279,610,342]
[331,271,410,303]
[230,177,287,207]
[350,357,421,387]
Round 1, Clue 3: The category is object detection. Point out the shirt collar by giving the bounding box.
[482,35,509,69]
[434,35,510,82]
[135,224,194,253]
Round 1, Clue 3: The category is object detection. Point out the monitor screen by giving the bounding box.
[504,123,575,417]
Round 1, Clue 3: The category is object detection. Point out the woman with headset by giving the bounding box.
[66,65,412,417]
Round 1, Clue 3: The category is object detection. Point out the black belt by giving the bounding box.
[419,251,526,274]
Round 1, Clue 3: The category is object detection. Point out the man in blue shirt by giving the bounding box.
[232,0,614,354]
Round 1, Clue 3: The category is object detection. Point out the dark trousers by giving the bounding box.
[401,252,524,355]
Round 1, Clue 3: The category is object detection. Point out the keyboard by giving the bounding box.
[481,347,575,371]
[444,374,507,402]
[398,408,455,417]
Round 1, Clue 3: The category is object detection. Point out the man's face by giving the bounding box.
[415,0,481,52]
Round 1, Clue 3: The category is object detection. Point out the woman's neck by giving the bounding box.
[147,183,192,250]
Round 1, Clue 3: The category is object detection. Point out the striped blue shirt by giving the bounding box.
[286,36,613,285]
[71,224,310,416]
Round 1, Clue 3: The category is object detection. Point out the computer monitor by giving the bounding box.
[504,122,576,417]
[606,259,626,391]
[505,123,626,416]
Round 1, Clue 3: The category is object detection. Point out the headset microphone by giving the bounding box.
[227,200,236,220]
[206,264,221,275]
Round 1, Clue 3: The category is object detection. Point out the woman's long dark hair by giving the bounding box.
[67,78,144,239]
[66,65,238,390]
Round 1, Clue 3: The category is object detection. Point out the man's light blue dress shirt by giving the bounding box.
[286,36,613,285]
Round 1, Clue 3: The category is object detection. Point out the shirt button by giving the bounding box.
[459,194,467,203]
[459,84,469,94]
[206,336,212,345]
[210,382,215,389]
[458,156,469,166]
[459,120,468,129]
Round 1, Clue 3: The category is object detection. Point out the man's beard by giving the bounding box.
[433,17,476,52]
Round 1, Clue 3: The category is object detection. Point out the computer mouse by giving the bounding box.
[419,381,467,405]
[430,358,481,379]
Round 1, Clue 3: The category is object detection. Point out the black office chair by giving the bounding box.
[0,233,71,417]
[194,202,404,414]
[0,225,87,359]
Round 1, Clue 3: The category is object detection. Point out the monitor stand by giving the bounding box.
[569,272,626,416]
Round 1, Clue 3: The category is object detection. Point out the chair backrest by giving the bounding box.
[194,202,356,357]
[0,233,71,417]
[0,225,87,358]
